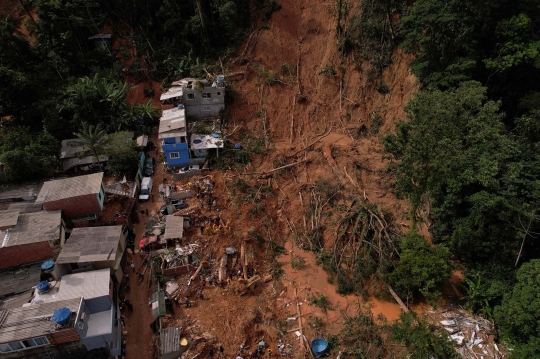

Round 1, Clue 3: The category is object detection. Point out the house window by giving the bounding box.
[186,93,195,100]
[217,92,221,96]
[0,337,50,353]
[170,152,180,159]
[202,93,211,98]
[203,106,211,112]
[180,137,186,143]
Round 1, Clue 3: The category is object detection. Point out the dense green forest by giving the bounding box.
[370,0,540,356]
[0,0,266,180]
[1,0,540,356]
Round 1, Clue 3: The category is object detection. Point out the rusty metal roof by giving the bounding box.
[163,215,184,240]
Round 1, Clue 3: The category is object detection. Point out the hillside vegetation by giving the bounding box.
[0,0,539,357]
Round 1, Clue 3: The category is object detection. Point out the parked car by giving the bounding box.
[139,177,153,201]
[144,156,156,176]
[159,200,188,215]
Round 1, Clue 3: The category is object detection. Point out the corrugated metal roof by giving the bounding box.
[35,173,103,204]
[163,216,184,240]
[0,210,19,228]
[7,202,42,213]
[0,210,62,247]
[0,263,42,298]
[160,326,181,354]
[56,226,122,264]
[0,297,81,344]
[159,108,186,139]
[160,87,183,101]
[151,291,166,318]
[0,184,40,202]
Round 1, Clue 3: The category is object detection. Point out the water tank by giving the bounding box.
[217,75,225,85]
[41,260,55,273]
[52,308,71,326]
[311,338,328,356]
[36,281,50,293]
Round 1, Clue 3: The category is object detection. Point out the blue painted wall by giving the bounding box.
[162,138,190,167]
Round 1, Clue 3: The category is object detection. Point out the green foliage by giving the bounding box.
[318,64,336,76]
[495,259,540,355]
[253,64,278,85]
[270,265,284,279]
[308,294,332,311]
[375,83,389,94]
[484,14,540,72]
[390,232,451,302]
[459,263,514,319]
[0,128,59,181]
[290,256,306,269]
[391,312,459,359]
[338,311,389,359]
[59,75,135,134]
[103,132,140,176]
[269,241,285,255]
[341,0,406,77]
[383,82,539,264]
[72,123,108,163]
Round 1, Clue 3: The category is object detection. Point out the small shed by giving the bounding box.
[163,215,185,240]
[160,326,189,359]
[151,290,166,318]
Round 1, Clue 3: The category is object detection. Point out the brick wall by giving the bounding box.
[0,241,53,270]
[47,328,81,345]
[44,194,101,218]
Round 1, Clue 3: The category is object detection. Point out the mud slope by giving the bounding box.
[228,0,418,228]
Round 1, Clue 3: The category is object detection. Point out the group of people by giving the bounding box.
[233,341,286,358]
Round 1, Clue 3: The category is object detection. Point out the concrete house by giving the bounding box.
[55,225,128,282]
[30,269,121,357]
[0,270,122,358]
[0,210,65,270]
[36,173,105,219]
[160,77,225,118]
[159,107,190,168]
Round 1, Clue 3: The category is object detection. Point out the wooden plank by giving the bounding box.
[388,285,409,313]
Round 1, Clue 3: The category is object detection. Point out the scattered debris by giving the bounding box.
[425,307,506,359]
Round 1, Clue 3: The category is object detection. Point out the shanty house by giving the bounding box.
[162,215,188,241]
[55,225,128,281]
[36,173,105,219]
[160,326,189,359]
[159,108,190,168]
[0,184,40,203]
[0,210,65,270]
[60,139,108,172]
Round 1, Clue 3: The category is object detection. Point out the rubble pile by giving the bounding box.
[425,308,506,359]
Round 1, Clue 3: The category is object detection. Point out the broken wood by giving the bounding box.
[288,127,331,158]
[218,254,227,282]
[295,287,306,352]
[189,254,209,284]
[237,159,307,176]
[241,242,248,280]
[388,285,409,313]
